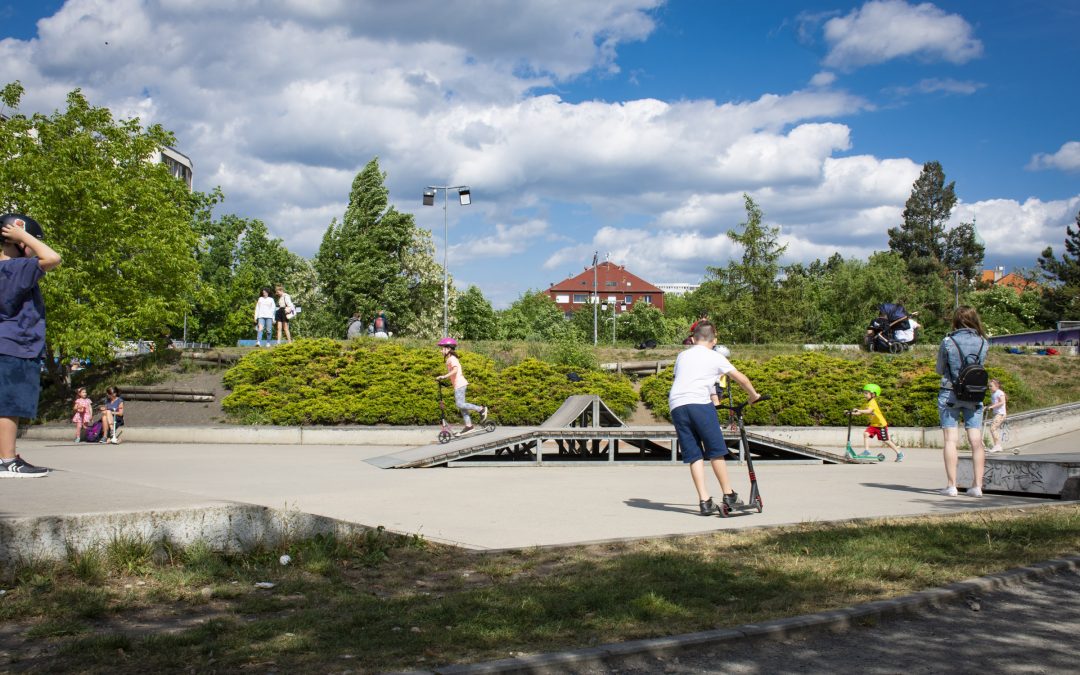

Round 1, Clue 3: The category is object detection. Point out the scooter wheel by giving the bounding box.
[718,503,731,518]
[483,422,496,432]
[753,496,763,513]
[438,431,452,444]
[877,453,886,462]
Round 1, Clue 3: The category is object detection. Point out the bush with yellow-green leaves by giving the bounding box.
[222,339,636,426]
[639,351,1025,428]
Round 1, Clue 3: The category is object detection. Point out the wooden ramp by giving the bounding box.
[368,395,851,469]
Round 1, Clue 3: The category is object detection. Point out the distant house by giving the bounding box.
[656,282,700,296]
[546,261,665,317]
[980,267,1039,294]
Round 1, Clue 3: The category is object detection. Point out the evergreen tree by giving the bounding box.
[1036,210,1080,320]
[703,194,786,343]
[314,158,445,336]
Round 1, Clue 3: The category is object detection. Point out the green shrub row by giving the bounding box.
[222,338,636,426]
[639,351,1024,428]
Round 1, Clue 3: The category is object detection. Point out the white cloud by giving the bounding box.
[2,0,1075,302]
[822,0,983,69]
[1027,141,1080,172]
[951,196,1080,261]
[448,219,549,264]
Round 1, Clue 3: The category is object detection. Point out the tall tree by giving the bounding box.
[888,161,983,280]
[1036,210,1080,320]
[703,194,787,343]
[314,158,445,336]
[497,291,565,340]
[889,161,956,277]
[0,82,201,386]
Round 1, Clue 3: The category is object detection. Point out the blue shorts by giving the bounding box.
[0,354,42,419]
[671,403,730,464]
[938,390,983,430]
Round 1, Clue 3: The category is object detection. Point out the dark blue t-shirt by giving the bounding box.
[0,257,47,359]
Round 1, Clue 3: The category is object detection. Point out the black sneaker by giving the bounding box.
[699,497,716,515]
[0,455,50,478]
[722,491,743,509]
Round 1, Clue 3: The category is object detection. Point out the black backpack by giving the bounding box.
[948,336,989,403]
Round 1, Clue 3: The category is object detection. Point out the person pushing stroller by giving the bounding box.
[865,303,918,353]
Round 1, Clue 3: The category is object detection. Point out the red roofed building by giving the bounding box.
[546,261,665,317]
[980,267,1039,294]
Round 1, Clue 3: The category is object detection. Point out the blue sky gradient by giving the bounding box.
[2,0,1077,307]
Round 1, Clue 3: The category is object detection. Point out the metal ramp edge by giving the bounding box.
[744,431,848,464]
[539,394,625,429]
[366,427,540,469]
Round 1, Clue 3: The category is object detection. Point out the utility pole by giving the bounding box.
[592,251,598,345]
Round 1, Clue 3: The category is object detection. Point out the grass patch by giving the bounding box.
[1,507,1077,673]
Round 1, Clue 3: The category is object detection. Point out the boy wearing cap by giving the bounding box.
[850,383,903,462]
[0,214,62,477]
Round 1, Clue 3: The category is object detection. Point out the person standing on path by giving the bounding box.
[254,287,276,347]
[0,214,62,477]
[986,378,1008,453]
[274,284,295,344]
[936,305,989,497]
[669,320,762,515]
[72,387,93,442]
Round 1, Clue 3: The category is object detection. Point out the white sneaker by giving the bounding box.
[988,445,1003,453]
[940,486,958,497]
[967,486,983,497]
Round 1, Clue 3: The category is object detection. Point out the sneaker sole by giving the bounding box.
[0,471,50,478]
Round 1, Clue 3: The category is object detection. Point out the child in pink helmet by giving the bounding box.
[435,338,488,432]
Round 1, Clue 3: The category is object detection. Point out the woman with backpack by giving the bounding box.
[936,306,990,497]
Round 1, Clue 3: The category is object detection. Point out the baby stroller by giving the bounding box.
[865,303,917,353]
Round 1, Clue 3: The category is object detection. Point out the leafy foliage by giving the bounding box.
[1037,210,1080,320]
[312,158,445,339]
[639,352,1025,428]
[222,339,636,425]
[1,82,201,385]
[451,285,498,340]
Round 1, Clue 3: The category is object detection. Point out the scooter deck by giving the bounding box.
[847,448,886,463]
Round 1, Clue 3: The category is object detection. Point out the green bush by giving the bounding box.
[638,351,1025,428]
[222,339,636,426]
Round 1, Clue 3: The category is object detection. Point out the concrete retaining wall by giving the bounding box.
[0,503,373,565]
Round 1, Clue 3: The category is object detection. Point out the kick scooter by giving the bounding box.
[714,394,771,517]
[436,379,496,444]
[844,411,885,462]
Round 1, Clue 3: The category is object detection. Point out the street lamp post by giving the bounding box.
[423,184,471,337]
[602,303,627,346]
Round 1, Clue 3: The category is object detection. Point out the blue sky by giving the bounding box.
[2,0,1078,307]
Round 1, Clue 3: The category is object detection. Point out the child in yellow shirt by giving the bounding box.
[849,383,903,462]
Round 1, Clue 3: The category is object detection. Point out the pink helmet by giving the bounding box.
[437,337,457,347]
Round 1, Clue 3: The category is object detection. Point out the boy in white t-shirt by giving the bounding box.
[669,321,762,516]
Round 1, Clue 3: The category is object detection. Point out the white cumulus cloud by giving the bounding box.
[822,0,983,69]
[1027,141,1080,172]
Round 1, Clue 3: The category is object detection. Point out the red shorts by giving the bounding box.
[866,425,889,441]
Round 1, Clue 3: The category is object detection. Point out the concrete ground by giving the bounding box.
[4,429,1079,551]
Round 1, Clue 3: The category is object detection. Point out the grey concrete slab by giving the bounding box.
[7,431,1078,551]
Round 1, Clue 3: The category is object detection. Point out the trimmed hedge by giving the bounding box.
[222,339,636,426]
[639,351,1024,428]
